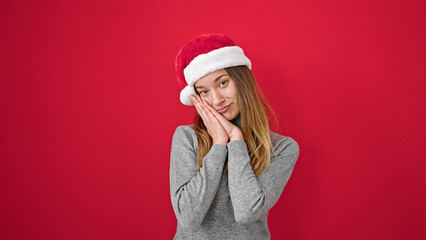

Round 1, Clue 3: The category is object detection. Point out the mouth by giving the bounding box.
[216,104,231,113]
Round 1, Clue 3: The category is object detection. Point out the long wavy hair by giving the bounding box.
[191,65,278,179]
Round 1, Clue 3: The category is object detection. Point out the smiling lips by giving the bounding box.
[217,104,231,113]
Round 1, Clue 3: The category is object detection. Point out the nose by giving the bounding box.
[210,89,225,106]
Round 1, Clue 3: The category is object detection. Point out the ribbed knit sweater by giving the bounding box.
[169,114,300,239]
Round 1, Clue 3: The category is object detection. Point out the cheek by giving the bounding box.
[201,96,213,105]
[227,84,238,99]
[224,88,238,98]
[230,90,239,102]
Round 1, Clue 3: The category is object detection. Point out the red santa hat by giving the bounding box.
[175,33,252,106]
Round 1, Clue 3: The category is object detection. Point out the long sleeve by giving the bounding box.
[226,137,300,224]
[169,125,228,232]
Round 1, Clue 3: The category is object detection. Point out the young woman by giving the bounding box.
[170,33,300,240]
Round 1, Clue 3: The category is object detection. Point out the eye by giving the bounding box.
[199,90,207,95]
[220,80,228,87]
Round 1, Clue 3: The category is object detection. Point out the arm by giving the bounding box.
[169,126,228,232]
[226,137,300,224]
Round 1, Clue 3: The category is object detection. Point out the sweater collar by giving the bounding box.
[230,113,242,129]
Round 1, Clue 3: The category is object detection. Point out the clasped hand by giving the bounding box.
[190,94,244,147]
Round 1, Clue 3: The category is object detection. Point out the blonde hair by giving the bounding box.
[191,65,278,179]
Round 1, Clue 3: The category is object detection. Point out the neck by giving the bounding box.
[230,113,242,129]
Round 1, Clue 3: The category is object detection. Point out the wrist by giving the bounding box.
[213,141,227,148]
[230,135,244,142]
[230,129,244,142]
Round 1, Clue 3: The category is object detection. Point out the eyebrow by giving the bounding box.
[195,74,229,89]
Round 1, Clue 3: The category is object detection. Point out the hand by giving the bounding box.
[190,94,228,147]
[195,96,244,142]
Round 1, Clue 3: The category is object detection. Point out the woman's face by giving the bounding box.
[194,69,240,121]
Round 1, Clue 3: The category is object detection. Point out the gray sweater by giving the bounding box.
[169,114,300,239]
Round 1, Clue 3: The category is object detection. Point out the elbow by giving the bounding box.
[176,212,203,232]
[233,196,266,225]
[234,211,259,225]
[171,196,203,232]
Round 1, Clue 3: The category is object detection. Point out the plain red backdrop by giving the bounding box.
[1,0,425,239]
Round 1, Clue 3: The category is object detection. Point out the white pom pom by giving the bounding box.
[180,85,195,106]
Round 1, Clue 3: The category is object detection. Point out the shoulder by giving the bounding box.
[172,124,198,149]
[173,124,196,136]
[269,131,300,160]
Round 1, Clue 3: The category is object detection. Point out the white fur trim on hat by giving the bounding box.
[180,85,196,106]
[181,46,251,106]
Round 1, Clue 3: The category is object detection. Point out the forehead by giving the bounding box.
[195,69,228,87]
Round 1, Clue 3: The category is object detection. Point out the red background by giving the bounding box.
[1,0,425,239]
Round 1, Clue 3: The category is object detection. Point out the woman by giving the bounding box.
[170,33,300,240]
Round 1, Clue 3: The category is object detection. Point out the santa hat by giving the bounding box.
[175,33,252,106]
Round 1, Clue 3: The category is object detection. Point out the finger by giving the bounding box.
[201,98,230,123]
[195,95,220,122]
[190,94,201,105]
[190,95,203,115]
[194,95,210,115]
[191,95,209,121]
[191,95,204,114]
[199,98,237,136]
[194,95,223,126]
